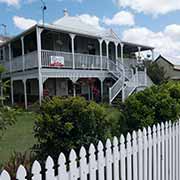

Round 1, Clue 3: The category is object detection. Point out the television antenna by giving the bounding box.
[1,24,7,35]
[40,0,47,25]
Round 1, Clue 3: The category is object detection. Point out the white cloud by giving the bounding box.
[116,0,180,16]
[103,11,135,26]
[57,0,84,2]
[77,14,104,30]
[122,25,180,57]
[0,0,19,6]
[0,0,37,7]
[73,0,83,2]
[13,16,37,30]
[164,24,180,41]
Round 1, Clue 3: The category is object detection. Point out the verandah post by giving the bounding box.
[10,78,14,105]
[36,26,43,106]
[23,79,27,109]
[21,36,25,71]
[105,40,109,70]
[69,33,76,69]
[98,39,103,71]
[120,43,125,102]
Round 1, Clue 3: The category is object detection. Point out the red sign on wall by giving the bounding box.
[49,56,65,67]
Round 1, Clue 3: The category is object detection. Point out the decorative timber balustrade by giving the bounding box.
[1,50,138,74]
[1,120,180,180]
[1,50,109,73]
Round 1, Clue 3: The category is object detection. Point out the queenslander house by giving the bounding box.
[0,10,154,108]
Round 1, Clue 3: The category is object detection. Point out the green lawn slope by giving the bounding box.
[0,112,36,164]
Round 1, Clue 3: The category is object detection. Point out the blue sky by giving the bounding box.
[0,0,180,57]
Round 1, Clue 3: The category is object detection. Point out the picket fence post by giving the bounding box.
[138,130,143,180]
[132,131,138,180]
[157,124,161,180]
[175,122,179,180]
[97,141,105,180]
[106,139,112,180]
[178,120,180,179]
[147,126,152,180]
[58,153,68,180]
[126,133,132,180]
[161,122,165,180]
[79,146,88,180]
[0,170,11,180]
[32,160,41,180]
[143,128,147,180]
[169,121,172,180]
[120,135,126,180]
[89,144,97,180]
[152,125,157,180]
[172,124,175,180]
[16,165,27,180]
[69,149,78,180]
[113,137,119,180]
[45,156,56,180]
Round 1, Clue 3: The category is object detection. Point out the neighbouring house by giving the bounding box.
[155,55,180,80]
[0,10,155,108]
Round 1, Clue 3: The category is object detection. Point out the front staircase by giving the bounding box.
[108,59,149,104]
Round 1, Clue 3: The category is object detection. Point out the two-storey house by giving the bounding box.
[0,11,154,108]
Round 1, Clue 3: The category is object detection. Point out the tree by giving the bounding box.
[0,65,17,138]
[33,96,124,160]
[146,61,168,85]
[0,106,18,138]
[0,65,9,106]
[123,81,180,132]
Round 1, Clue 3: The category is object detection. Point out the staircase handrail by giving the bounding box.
[109,77,123,104]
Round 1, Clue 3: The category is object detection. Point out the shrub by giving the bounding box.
[33,96,124,160]
[0,106,18,138]
[123,81,180,132]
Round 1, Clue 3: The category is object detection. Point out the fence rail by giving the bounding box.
[1,120,180,180]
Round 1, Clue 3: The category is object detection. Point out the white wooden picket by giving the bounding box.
[147,126,152,180]
[161,122,165,180]
[132,130,138,180]
[165,121,169,180]
[1,120,180,180]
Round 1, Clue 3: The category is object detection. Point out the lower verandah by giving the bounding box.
[12,77,115,107]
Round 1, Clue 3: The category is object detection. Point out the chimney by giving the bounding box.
[63,8,68,17]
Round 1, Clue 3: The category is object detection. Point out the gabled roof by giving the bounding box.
[0,14,154,51]
[156,55,180,66]
[53,15,119,42]
[53,15,104,37]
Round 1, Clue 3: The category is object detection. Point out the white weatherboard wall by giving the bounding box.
[1,120,180,180]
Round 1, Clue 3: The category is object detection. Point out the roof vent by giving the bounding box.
[63,8,69,17]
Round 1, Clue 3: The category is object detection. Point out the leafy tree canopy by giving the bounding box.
[123,81,180,132]
[146,61,168,85]
[34,96,125,160]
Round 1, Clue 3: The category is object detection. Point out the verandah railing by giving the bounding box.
[1,51,38,73]
[1,50,139,74]
[1,120,180,180]
[41,50,108,70]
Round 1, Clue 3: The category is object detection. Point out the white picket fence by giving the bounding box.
[1,120,180,180]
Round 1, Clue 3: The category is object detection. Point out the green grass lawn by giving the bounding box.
[0,112,36,164]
